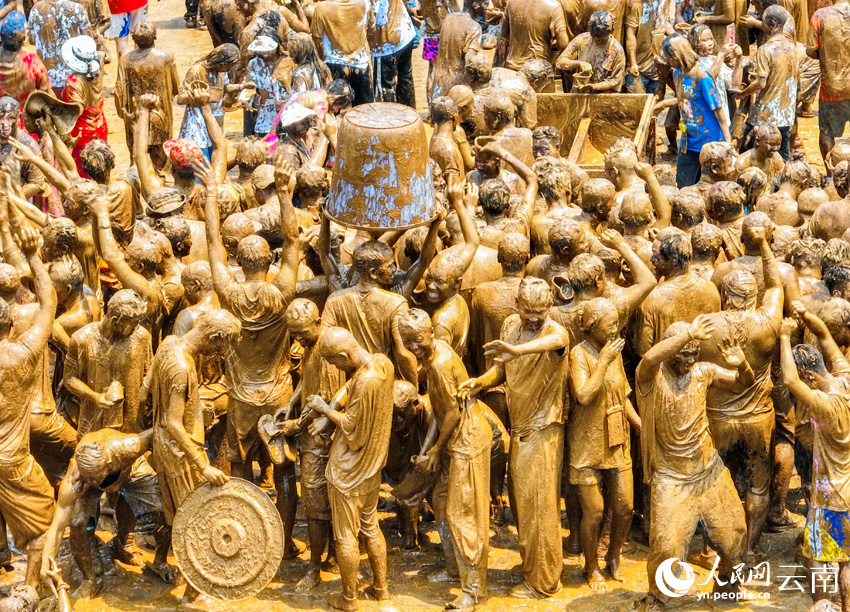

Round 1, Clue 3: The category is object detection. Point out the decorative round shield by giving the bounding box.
[172,478,283,601]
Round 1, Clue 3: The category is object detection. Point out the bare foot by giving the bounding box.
[508,582,539,599]
[142,561,178,584]
[72,577,104,600]
[689,549,718,571]
[110,539,143,566]
[282,539,307,559]
[641,594,665,611]
[181,584,201,605]
[446,593,476,611]
[364,584,390,601]
[295,566,321,592]
[322,556,340,574]
[585,569,607,591]
[605,553,624,582]
[326,593,358,612]
[428,568,458,583]
[0,548,14,569]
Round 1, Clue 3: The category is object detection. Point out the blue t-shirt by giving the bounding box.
[675,68,724,154]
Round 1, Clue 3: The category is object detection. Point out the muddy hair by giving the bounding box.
[690,222,722,258]
[793,343,827,375]
[80,140,115,183]
[517,277,553,309]
[352,240,394,275]
[825,265,850,296]
[498,232,530,271]
[822,239,850,275]
[532,156,571,202]
[430,96,459,125]
[532,125,561,147]
[202,43,240,69]
[479,178,511,215]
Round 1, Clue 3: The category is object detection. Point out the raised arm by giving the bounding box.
[446,178,480,271]
[636,314,715,386]
[794,300,847,368]
[0,174,30,278]
[89,196,154,299]
[598,228,657,319]
[571,338,626,406]
[134,94,165,199]
[42,120,79,181]
[17,225,58,354]
[196,88,228,185]
[9,136,72,194]
[779,318,819,407]
[317,207,341,283]
[272,161,300,299]
[196,158,236,299]
[753,224,783,320]
[484,142,538,230]
[398,208,446,300]
[635,162,671,229]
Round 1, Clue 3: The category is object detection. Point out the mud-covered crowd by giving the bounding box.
[0,0,848,609]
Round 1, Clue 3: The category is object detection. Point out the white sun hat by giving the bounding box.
[247,35,279,53]
[61,35,100,76]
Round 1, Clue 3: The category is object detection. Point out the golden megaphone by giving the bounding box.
[23,91,83,135]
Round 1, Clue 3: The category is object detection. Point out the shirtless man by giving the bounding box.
[530,156,580,254]
[48,257,101,347]
[634,227,722,357]
[755,159,811,227]
[305,327,394,612]
[706,183,747,261]
[400,310,492,611]
[810,161,850,241]
[321,239,419,382]
[201,156,304,557]
[459,278,569,599]
[734,125,784,185]
[41,428,167,598]
[701,222,782,559]
[636,316,752,612]
[527,218,592,286]
[145,309,238,603]
[114,22,179,165]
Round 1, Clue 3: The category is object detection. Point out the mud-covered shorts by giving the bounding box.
[819,98,850,139]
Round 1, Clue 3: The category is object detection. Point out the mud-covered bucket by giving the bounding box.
[327,103,437,230]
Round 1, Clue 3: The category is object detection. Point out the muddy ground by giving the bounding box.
[5,0,842,609]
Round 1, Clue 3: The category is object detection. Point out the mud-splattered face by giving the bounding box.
[0,111,17,140]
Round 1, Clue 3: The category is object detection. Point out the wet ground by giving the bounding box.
[2,480,818,612]
[7,0,845,610]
